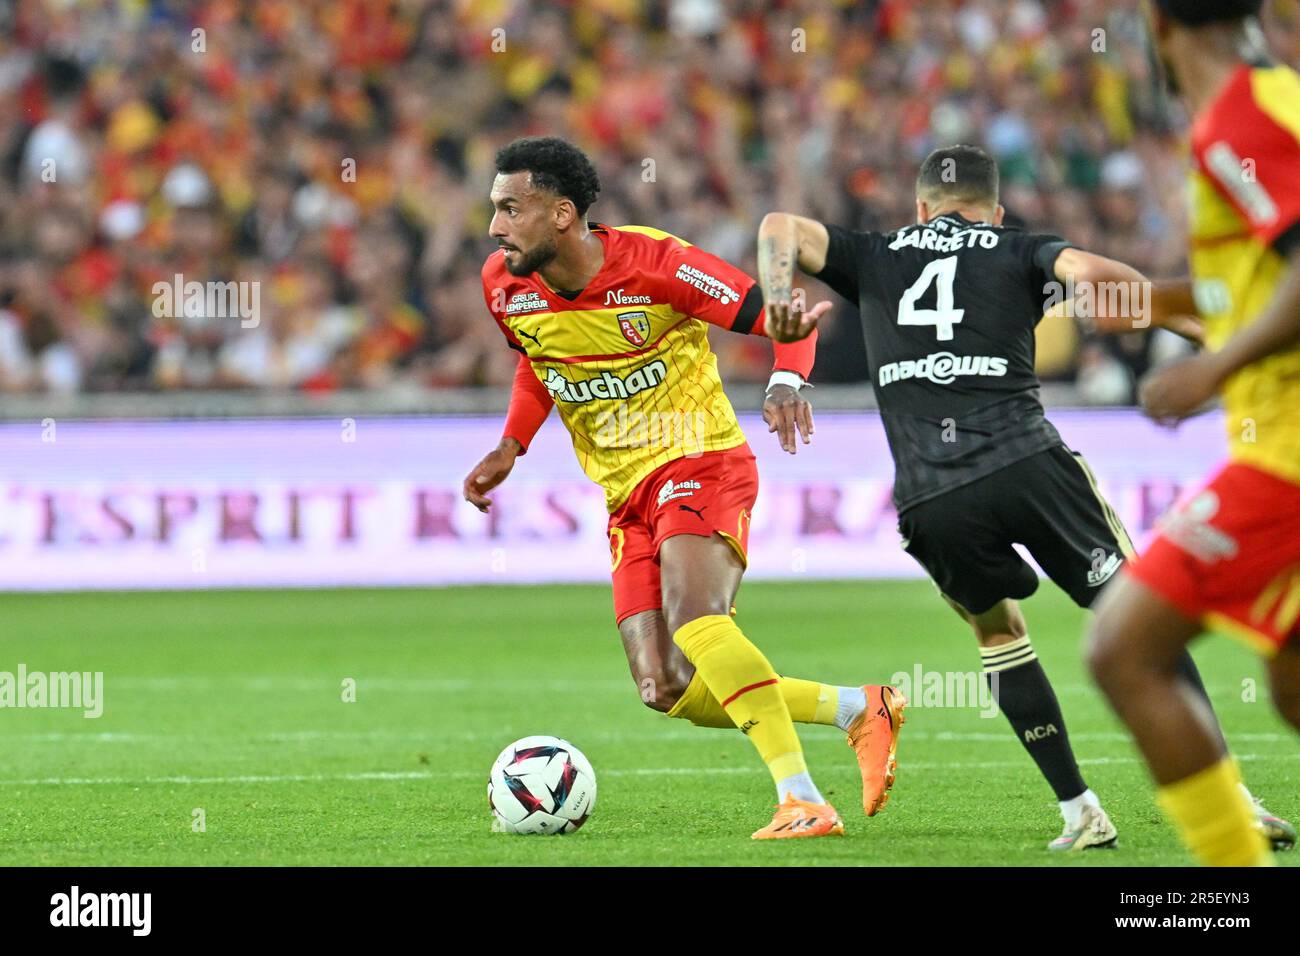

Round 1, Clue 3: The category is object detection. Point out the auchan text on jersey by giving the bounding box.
[542,360,668,403]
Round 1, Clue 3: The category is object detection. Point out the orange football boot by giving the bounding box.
[751,794,845,840]
[846,685,906,816]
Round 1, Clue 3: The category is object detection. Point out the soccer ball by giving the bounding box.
[487,735,597,835]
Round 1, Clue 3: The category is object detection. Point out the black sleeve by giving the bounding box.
[1023,233,1073,295]
[811,223,864,304]
[1275,219,1300,258]
[730,285,764,335]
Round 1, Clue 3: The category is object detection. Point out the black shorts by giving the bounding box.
[897,444,1134,616]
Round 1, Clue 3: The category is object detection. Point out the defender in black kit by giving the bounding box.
[755,144,1293,852]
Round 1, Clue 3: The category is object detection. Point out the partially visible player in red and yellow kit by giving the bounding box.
[1088,0,1300,866]
[461,137,904,838]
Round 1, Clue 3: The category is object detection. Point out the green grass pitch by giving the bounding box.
[2,580,1295,866]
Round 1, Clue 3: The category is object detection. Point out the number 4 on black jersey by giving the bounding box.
[813,212,1072,513]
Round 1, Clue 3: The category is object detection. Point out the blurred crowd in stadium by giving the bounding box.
[1,0,1298,399]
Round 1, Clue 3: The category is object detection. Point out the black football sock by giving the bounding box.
[981,635,1088,801]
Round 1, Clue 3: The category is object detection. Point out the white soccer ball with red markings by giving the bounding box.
[488,735,597,835]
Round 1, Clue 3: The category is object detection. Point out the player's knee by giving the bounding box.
[974,626,1025,649]
[968,600,1027,647]
[661,599,730,639]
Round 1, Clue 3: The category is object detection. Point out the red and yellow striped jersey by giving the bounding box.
[1189,63,1300,484]
[482,224,797,511]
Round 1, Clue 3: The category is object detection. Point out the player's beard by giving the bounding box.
[502,236,558,277]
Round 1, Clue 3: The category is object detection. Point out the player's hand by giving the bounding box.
[462,438,521,513]
[763,384,814,454]
[1139,352,1226,426]
[766,298,832,343]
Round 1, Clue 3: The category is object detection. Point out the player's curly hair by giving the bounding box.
[1154,0,1263,25]
[495,137,601,217]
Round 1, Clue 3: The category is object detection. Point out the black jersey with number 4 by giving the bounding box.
[813,212,1073,512]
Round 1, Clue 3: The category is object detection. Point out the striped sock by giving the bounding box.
[980,635,1088,802]
[981,634,1037,672]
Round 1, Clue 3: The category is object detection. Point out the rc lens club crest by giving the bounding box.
[617,311,650,346]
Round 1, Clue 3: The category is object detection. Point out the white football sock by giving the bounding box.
[1059,788,1101,828]
[776,771,825,804]
[834,686,867,731]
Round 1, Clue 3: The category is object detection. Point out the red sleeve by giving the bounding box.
[663,241,817,380]
[663,241,763,332]
[754,310,818,380]
[503,353,552,454]
[482,258,551,452]
[481,260,527,353]
[1194,69,1300,252]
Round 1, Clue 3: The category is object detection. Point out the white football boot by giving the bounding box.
[1047,804,1118,851]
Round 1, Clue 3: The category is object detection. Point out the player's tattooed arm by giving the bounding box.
[757,213,833,343]
[757,233,794,303]
[758,212,831,275]
[1142,247,1300,423]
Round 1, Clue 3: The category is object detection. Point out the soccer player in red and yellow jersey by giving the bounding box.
[1089,0,1300,866]
[462,137,906,839]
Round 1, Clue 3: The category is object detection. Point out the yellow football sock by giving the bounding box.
[781,677,840,725]
[665,672,733,728]
[1156,757,1273,867]
[672,615,807,782]
[667,673,841,728]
